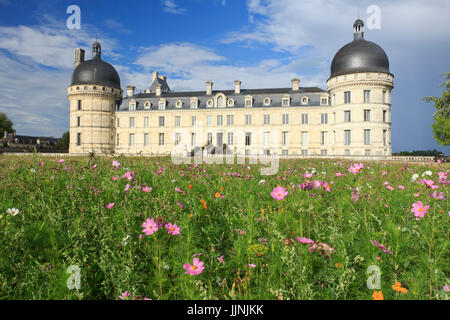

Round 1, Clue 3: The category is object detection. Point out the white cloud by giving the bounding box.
[162,0,186,15]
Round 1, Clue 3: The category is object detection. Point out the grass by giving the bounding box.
[0,154,448,300]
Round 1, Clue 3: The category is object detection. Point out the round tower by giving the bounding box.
[327,19,394,157]
[68,40,122,154]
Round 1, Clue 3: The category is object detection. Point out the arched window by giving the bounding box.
[217,96,224,108]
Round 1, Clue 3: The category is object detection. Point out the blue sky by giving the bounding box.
[0,0,448,153]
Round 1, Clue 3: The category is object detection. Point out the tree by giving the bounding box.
[0,112,13,138]
[423,72,450,146]
[56,131,70,151]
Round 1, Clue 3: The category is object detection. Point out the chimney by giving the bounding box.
[156,84,162,96]
[159,75,166,82]
[74,48,85,69]
[152,71,159,82]
[234,80,241,94]
[291,78,300,91]
[126,85,135,97]
[206,81,213,95]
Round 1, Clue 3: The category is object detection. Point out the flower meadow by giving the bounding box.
[0,155,448,300]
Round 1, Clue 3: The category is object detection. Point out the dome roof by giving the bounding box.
[71,41,121,89]
[330,19,390,78]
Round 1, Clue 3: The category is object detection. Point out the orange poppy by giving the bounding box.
[372,290,384,300]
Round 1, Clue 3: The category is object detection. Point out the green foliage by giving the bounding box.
[56,131,70,151]
[0,156,448,300]
[392,149,444,157]
[0,112,14,138]
[423,72,450,146]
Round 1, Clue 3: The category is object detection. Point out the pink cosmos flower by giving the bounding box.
[177,201,185,209]
[39,161,44,166]
[57,159,65,164]
[91,164,97,169]
[370,240,393,254]
[217,255,225,265]
[248,264,256,269]
[398,185,405,190]
[119,291,131,300]
[183,258,205,275]
[349,163,364,174]
[271,186,288,201]
[141,186,152,192]
[304,172,312,179]
[111,176,118,181]
[386,185,394,191]
[413,192,420,197]
[142,218,159,235]
[106,202,114,209]
[335,172,343,176]
[112,160,120,169]
[421,179,439,190]
[411,201,429,220]
[429,191,445,200]
[296,236,314,244]
[175,186,183,194]
[165,222,180,235]
[122,171,135,181]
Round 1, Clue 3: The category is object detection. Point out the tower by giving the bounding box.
[327,19,394,157]
[68,40,123,154]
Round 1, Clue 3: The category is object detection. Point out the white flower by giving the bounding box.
[7,208,19,216]
[121,235,130,246]
[421,170,432,177]
[30,168,36,173]
[411,173,419,182]
[258,179,266,185]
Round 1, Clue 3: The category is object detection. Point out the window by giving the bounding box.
[321,97,328,105]
[227,99,234,107]
[227,132,234,146]
[365,149,371,156]
[301,131,308,146]
[282,150,288,156]
[245,114,252,125]
[77,100,82,110]
[159,116,165,127]
[383,130,387,146]
[217,115,223,126]
[245,132,251,146]
[227,115,234,126]
[159,133,164,146]
[144,117,149,128]
[332,94,335,106]
[344,91,351,104]
[345,149,350,156]
[264,98,271,106]
[190,99,198,109]
[217,96,224,108]
[175,132,181,145]
[301,113,308,124]
[383,110,387,123]
[116,118,120,128]
[175,116,180,127]
[321,149,327,156]
[191,133,196,147]
[77,116,81,127]
[129,102,136,111]
[207,133,212,144]
[282,98,290,107]
[129,117,135,128]
[207,115,212,126]
[344,110,351,122]
[144,101,151,109]
[344,130,351,145]
[282,114,289,125]
[282,131,289,146]
[364,110,371,122]
[321,113,328,124]
[301,97,309,105]
[245,98,252,107]
[364,90,371,103]
[301,149,308,156]
[116,134,119,146]
[158,101,165,110]
[207,99,213,107]
[263,131,270,146]
[364,129,371,145]
[144,133,149,147]
[192,115,196,126]
[383,90,387,103]
[76,133,81,146]
[129,133,135,147]
[263,114,270,125]
[321,131,327,146]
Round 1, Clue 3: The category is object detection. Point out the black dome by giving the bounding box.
[330,19,390,78]
[71,56,121,89]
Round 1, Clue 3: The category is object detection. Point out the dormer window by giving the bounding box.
[207,99,213,108]
[301,97,309,105]
[320,96,329,105]
[144,101,151,109]
[227,99,234,107]
[129,100,136,111]
[245,96,253,107]
[190,98,198,109]
[158,99,166,110]
[176,100,183,108]
[263,98,271,106]
[282,95,290,107]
